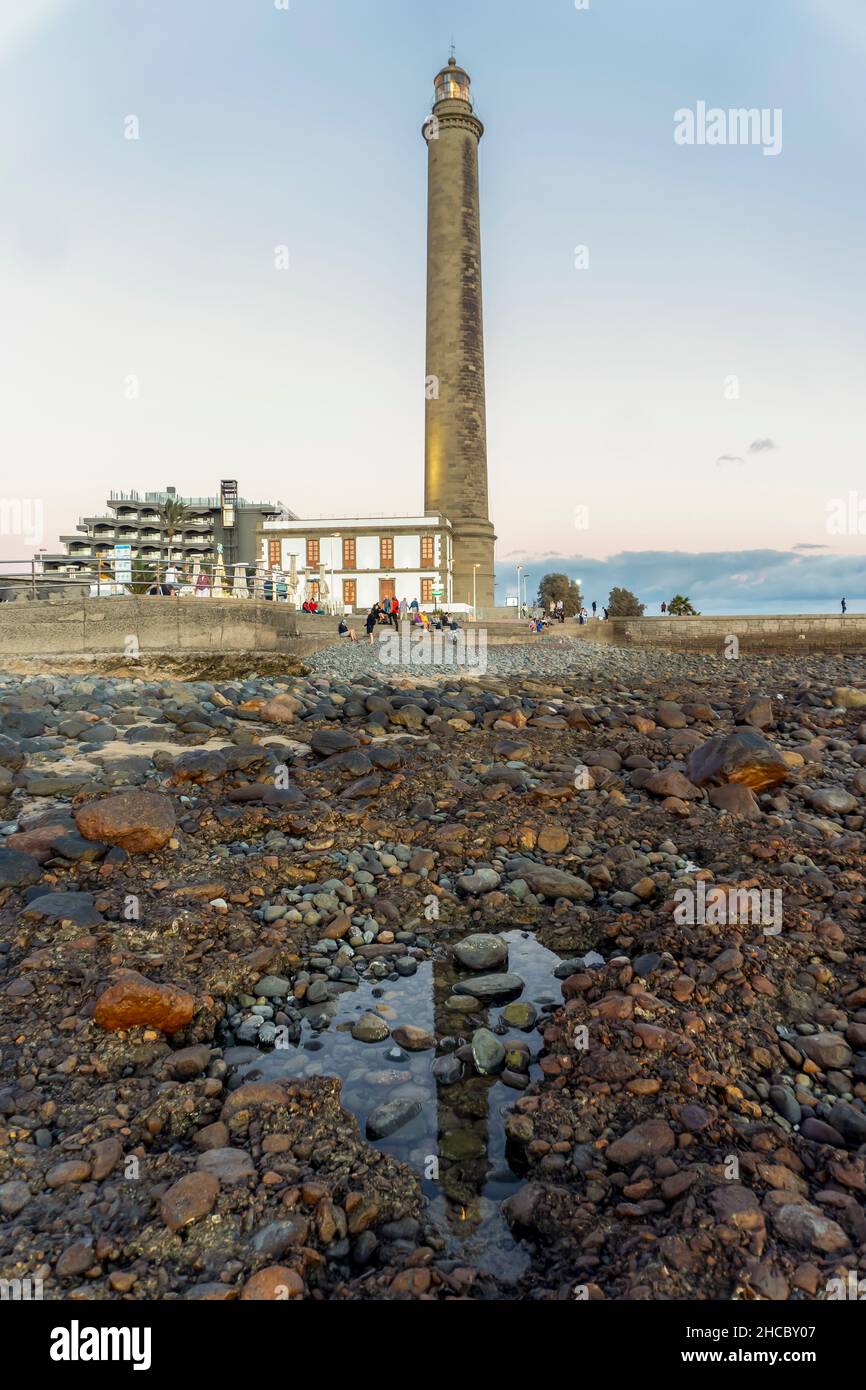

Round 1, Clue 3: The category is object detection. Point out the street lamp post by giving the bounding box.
[473,562,479,620]
[516,564,523,616]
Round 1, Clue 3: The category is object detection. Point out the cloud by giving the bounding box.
[748,437,779,454]
[715,454,744,467]
[793,542,828,551]
[496,547,866,609]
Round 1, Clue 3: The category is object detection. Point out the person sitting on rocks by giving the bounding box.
[338,618,357,642]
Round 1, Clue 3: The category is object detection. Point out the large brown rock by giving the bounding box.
[708,784,762,818]
[643,769,703,800]
[510,860,595,901]
[606,1119,675,1166]
[94,971,194,1034]
[737,696,775,729]
[260,694,303,724]
[160,1172,219,1233]
[798,1032,852,1070]
[687,728,789,792]
[75,790,175,853]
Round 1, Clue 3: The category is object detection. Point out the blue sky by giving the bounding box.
[1,0,865,606]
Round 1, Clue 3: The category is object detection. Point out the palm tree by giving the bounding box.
[668,594,700,616]
[156,496,192,583]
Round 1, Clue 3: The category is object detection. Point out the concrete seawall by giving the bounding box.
[591,614,866,653]
[0,597,339,662]
[0,598,864,664]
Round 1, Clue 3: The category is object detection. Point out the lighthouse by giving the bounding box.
[423,56,496,610]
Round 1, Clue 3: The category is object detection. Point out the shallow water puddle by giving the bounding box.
[232,929,566,1281]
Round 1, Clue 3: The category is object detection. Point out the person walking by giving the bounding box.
[591,600,597,617]
[661,601,667,614]
[365,603,380,644]
[841,597,848,615]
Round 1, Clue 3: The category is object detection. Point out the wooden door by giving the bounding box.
[379,578,395,602]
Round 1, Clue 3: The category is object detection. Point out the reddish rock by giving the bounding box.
[5,822,73,862]
[606,1119,675,1166]
[75,790,176,853]
[644,770,702,800]
[710,1184,764,1230]
[798,1033,852,1070]
[46,1160,92,1188]
[160,1171,219,1233]
[220,1081,289,1123]
[91,1137,123,1180]
[391,1024,436,1051]
[708,784,762,818]
[240,1266,305,1299]
[94,971,194,1035]
[260,695,303,724]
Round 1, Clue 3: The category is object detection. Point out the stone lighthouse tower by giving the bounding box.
[423,56,496,609]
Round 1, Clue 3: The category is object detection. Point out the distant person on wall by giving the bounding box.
[555,599,564,622]
[842,597,848,614]
[399,596,408,617]
[661,601,667,613]
[391,596,400,627]
[592,601,597,617]
[603,607,609,620]
[195,571,210,598]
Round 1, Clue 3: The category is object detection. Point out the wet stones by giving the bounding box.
[453,934,508,970]
[74,789,176,853]
[366,1097,423,1140]
[351,1013,390,1043]
[453,972,524,1002]
[391,1024,436,1051]
[471,1027,506,1075]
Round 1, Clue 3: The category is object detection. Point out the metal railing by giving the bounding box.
[0,557,345,609]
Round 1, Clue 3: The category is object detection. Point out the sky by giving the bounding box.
[1,0,865,608]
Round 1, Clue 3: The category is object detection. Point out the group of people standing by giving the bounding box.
[351,597,460,646]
